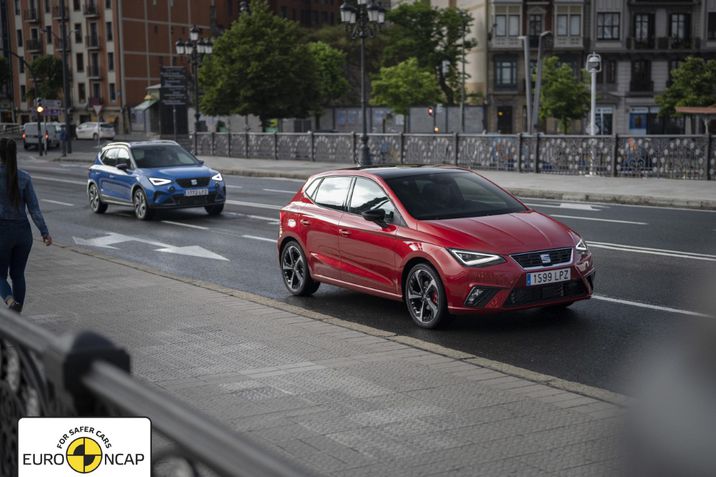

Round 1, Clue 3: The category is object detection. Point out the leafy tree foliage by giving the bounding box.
[656,57,716,116]
[308,41,349,111]
[199,0,317,127]
[383,1,475,105]
[539,56,590,133]
[29,55,64,99]
[370,58,440,117]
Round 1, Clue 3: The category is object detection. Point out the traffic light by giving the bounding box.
[35,98,44,114]
[427,106,434,117]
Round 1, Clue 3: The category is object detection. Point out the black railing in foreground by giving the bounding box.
[188,132,715,180]
[0,307,311,477]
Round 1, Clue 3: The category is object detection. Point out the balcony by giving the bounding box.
[629,79,654,95]
[83,1,99,17]
[528,35,554,50]
[553,36,584,49]
[85,34,100,49]
[88,64,101,79]
[490,36,522,49]
[52,2,68,18]
[26,38,43,52]
[627,37,655,49]
[54,37,71,51]
[23,8,40,23]
[657,36,700,50]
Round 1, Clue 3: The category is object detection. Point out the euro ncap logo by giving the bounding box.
[66,437,103,473]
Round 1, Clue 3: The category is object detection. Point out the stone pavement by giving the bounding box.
[21,243,624,476]
[38,147,716,209]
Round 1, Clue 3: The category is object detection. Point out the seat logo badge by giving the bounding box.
[191,179,197,186]
[540,254,551,265]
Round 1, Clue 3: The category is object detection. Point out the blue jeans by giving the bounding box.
[0,220,33,306]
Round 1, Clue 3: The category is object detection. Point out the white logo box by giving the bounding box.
[19,417,151,477]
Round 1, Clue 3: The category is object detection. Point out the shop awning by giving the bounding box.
[133,99,158,112]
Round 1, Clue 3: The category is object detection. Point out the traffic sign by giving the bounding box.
[160,66,187,107]
[93,105,103,115]
[44,99,62,110]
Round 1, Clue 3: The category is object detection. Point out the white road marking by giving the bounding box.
[263,188,296,194]
[242,235,276,243]
[42,199,74,207]
[521,196,716,213]
[550,215,647,225]
[161,220,209,230]
[225,199,282,211]
[32,174,86,186]
[525,202,603,211]
[588,241,716,262]
[226,184,243,189]
[73,232,229,261]
[592,295,712,318]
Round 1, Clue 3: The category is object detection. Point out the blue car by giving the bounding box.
[87,140,226,220]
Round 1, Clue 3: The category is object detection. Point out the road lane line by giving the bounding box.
[225,200,282,210]
[550,215,647,225]
[263,188,296,194]
[32,174,86,186]
[161,220,209,230]
[242,234,276,243]
[525,202,603,211]
[592,295,712,318]
[226,184,243,189]
[520,196,716,213]
[588,241,716,262]
[42,199,74,206]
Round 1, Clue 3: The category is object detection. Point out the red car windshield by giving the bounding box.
[384,171,527,220]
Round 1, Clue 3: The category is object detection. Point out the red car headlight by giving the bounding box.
[448,249,506,268]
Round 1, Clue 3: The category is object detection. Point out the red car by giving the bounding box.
[278,167,594,328]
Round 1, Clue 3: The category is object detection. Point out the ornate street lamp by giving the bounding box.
[176,26,213,153]
[340,0,385,167]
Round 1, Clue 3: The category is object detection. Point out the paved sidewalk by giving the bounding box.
[22,243,623,476]
[40,147,716,209]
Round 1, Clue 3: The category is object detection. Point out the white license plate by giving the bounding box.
[185,188,209,197]
[526,268,571,286]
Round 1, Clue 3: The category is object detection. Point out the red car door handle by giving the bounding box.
[339,229,351,236]
[300,219,311,226]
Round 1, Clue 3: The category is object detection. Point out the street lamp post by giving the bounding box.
[340,0,385,167]
[586,52,602,176]
[176,26,213,154]
[531,30,552,132]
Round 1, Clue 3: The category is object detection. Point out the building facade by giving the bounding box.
[480,0,716,134]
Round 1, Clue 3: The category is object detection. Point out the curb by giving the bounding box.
[51,240,628,407]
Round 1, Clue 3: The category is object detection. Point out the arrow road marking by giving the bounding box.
[73,232,229,261]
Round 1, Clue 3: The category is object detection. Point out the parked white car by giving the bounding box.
[75,122,116,140]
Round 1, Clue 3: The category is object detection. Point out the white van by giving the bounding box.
[22,122,61,150]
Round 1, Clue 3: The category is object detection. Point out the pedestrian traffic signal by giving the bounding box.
[427,106,434,117]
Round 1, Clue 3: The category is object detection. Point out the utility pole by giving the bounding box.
[520,36,532,134]
[60,0,72,155]
[586,52,602,176]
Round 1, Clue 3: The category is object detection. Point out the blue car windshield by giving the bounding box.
[132,145,199,168]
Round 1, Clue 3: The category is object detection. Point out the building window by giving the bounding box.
[106,22,113,41]
[280,6,287,18]
[14,0,19,13]
[597,13,620,40]
[74,24,82,43]
[709,12,716,41]
[16,30,22,48]
[670,13,689,40]
[633,13,653,45]
[76,53,84,72]
[20,85,26,102]
[105,0,111,8]
[556,6,581,37]
[595,107,613,135]
[597,59,617,84]
[107,52,114,71]
[528,14,543,36]
[46,26,52,44]
[45,0,50,13]
[110,83,116,101]
[495,14,520,37]
[78,83,86,102]
[73,0,80,11]
[19,60,24,74]
[92,82,100,100]
[495,57,517,88]
[631,59,652,91]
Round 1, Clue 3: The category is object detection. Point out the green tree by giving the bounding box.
[199,0,317,128]
[539,56,590,133]
[370,57,440,129]
[29,55,64,99]
[307,41,349,126]
[383,1,475,105]
[656,56,716,117]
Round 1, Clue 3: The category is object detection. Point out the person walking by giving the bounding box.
[0,138,52,313]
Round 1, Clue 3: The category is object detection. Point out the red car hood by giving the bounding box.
[418,211,574,254]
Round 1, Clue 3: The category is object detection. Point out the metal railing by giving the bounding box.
[0,307,311,477]
[190,132,714,180]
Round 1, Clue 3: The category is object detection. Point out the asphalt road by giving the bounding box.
[18,149,716,393]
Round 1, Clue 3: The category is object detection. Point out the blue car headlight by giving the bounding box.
[212,172,223,182]
[149,178,172,186]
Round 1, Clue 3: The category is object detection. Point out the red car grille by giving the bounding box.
[511,248,572,269]
[505,280,587,307]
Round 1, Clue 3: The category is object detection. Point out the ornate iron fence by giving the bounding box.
[0,307,310,477]
[190,132,715,180]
